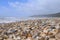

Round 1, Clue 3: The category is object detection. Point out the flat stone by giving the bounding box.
[55,33,60,40]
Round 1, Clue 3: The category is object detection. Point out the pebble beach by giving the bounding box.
[0,18,60,40]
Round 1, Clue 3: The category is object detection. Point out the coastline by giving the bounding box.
[0,17,60,23]
[0,18,60,40]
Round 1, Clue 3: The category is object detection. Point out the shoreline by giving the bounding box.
[0,17,60,23]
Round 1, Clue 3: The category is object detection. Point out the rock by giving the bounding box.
[26,37,33,40]
[51,29,58,35]
[40,32,46,37]
[0,18,60,40]
[7,28,18,34]
[49,38,56,40]
[16,36,21,40]
[40,37,45,40]
[55,33,60,40]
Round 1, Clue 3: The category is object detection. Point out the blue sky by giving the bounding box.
[0,0,60,18]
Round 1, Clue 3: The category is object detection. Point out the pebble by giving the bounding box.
[49,38,56,40]
[0,18,60,40]
[55,33,60,40]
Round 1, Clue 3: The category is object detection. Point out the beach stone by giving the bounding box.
[40,37,45,40]
[26,37,33,40]
[49,38,56,40]
[0,18,60,40]
[55,33,60,40]
[40,32,46,37]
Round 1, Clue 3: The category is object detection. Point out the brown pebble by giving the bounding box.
[55,33,60,40]
[27,33,32,37]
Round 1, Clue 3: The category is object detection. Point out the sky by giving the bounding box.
[0,0,60,18]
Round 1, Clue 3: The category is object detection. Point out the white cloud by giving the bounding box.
[0,0,60,17]
[8,0,48,15]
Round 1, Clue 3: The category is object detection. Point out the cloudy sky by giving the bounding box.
[0,0,60,17]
